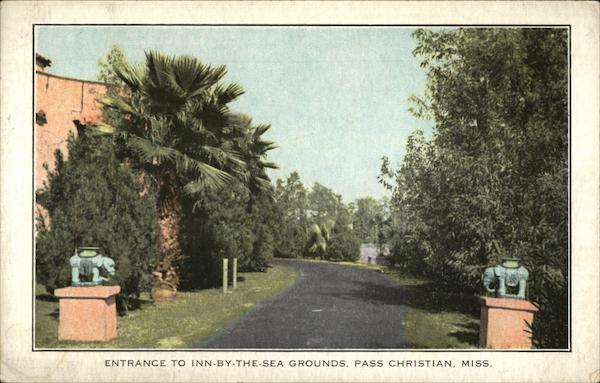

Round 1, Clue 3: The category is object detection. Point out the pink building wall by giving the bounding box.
[35,70,107,190]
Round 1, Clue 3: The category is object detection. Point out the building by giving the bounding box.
[358,243,391,265]
[34,53,107,191]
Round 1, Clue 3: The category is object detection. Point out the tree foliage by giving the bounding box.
[95,50,277,292]
[382,28,568,348]
[273,173,360,261]
[36,134,160,303]
[273,172,309,258]
[352,197,386,244]
[179,180,277,289]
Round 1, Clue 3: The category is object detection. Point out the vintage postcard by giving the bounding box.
[1,1,599,382]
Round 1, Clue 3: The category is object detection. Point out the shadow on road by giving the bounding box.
[325,266,480,348]
[326,272,479,317]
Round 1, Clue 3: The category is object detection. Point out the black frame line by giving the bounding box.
[31,23,572,353]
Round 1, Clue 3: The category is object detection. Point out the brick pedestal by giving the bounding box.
[54,285,120,342]
[479,296,538,349]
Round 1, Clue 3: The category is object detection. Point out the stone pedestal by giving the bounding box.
[479,296,538,349]
[54,285,120,342]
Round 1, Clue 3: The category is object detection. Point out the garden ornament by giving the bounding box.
[70,247,116,286]
[482,257,529,299]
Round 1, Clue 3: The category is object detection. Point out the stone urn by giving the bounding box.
[151,285,177,303]
[151,271,177,303]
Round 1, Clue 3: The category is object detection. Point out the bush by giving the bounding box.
[273,172,309,258]
[327,225,360,261]
[36,133,159,303]
[180,181,276,289]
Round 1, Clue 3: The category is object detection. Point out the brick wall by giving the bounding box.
[34,71,106,190]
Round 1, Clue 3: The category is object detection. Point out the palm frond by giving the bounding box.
[200,145,244,168]
[259,160,279,170]
[86,121,120,136]
[148,116,173,144]
[114,62,143,91]
[253,140,278,154]
[172,56,227,97]
[215,83,245,106]
[128,136,179,163]
[250,175,273,191]
[186,64,228,98]
[253,123,271,138]
[176,154,233,189]
[145,51,173,89]
[100,95,139,116]
[186,117,212,137]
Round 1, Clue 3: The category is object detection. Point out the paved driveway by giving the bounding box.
[193,259,408,349]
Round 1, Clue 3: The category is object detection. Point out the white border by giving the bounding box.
[2,2,598,382]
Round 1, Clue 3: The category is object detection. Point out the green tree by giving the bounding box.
[97,51,249,294]
[327,205,360,261]
[180,179,277,289]
[96,44,130,134]
[305,182,360,261]
[352,197,384,244]
[97,44,127,85]
[273,172,309,258]
[306,220,335,259]
[384,28,568,347]
[308,182,343,220]
[36,133,159,306]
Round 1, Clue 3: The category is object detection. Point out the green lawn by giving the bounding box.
[35,264,299,348]
[375,266,480,349]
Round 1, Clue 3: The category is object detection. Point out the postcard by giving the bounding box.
[1,1,599,382]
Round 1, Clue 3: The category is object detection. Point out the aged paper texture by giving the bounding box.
[1,1,599,382]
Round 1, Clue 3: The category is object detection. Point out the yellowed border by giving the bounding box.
[1,2,598,382]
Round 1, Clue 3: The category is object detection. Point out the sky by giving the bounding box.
[36,26,433,202]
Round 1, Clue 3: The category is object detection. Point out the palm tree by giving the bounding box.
[95,52,247,296]
[306,219,335,259]
[228,114,279,195]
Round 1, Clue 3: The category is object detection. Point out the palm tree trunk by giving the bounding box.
[151,169,185,301]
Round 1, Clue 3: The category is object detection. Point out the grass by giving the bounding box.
[369,265,480,349]
[288,256,480,349]
[35,264,299,349]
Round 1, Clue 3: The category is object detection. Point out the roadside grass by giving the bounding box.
[283,257,480,349]
[380,269,480,349]
[35,264,299,349]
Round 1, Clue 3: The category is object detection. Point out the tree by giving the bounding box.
[96,51,249,294]
[305,220,335,259]
[384,28,568,347]
[306,182,360,261]
[96,44,130,133]
[36,133,159,306]
[179,179,277,289]
[352,197,384,244]
[273,172,309,258]
[97,44,127,85]
[327,223,361,262]
[327,205,360,261]
[228,114,278,196]
[308,182,343,219]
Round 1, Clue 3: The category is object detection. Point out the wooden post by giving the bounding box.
[222,258,228,293]
[233,258,238,289]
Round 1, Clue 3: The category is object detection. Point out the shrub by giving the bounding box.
[179,181,277,289]
[36,133,159,304]
[327,225,360,261]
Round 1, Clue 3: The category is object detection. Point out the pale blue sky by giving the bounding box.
[36,26,432,202]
